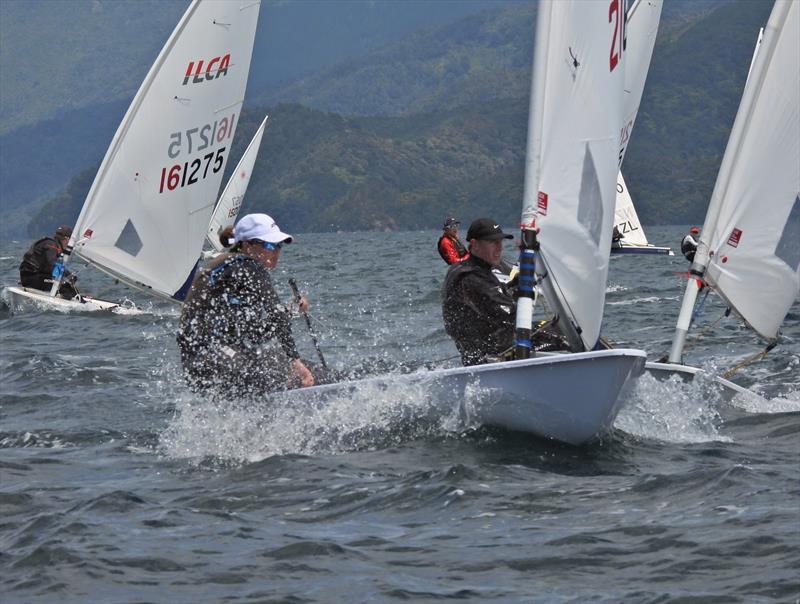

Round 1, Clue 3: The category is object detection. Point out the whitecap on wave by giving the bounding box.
[159,371,476,463]
[606,296,661,306]
[729,388,800,414]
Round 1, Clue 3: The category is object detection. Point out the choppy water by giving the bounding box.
[1,227,798,603]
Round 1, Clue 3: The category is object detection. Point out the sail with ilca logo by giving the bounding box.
[5,0,261,312]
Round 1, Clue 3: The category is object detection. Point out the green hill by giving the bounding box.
[253,4,537,116]
[28,101,528,235]
[19,0,776,237]
[624,0,774,223]
[0,0,522,232]
[0,0,521,135]
[0,0,187,136]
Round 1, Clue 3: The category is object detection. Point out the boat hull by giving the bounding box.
[287,349,647,446]
[611,244,673,255]
[4,286,121,313]
[644,361,754,400]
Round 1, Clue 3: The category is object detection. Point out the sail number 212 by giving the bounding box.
[609,0,625,72]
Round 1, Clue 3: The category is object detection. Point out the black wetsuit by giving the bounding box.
[18,237,78,299]
[177,253,299,397]
[442,255,516,365]
[681,234,698,262]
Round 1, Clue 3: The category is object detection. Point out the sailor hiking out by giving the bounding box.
[177,213,315,398]
[18,225,79,300]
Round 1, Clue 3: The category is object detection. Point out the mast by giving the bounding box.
[514,1,551,358]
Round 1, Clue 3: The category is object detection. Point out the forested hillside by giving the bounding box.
[624,0,773,222]
[12,0,775,237]
[1,0,518,134]
[0,0,520,232]
[28,101,528,234]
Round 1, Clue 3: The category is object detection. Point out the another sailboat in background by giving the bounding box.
[612,174,673,255]
[5,0,260,313]
[204,115,269,257]
[282,0,646,446]
[647,0,799,389]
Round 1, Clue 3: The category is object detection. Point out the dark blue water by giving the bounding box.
[2,227,799,603]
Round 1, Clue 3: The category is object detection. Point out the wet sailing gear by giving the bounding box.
[177,253,300,397]
[19,236,78,299]
[442,255,516,365]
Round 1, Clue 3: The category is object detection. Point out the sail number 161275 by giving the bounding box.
[159,147,226,193]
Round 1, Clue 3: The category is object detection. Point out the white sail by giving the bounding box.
[207,114,269,252]
[670,1,799,362]
[612,0,662,249]
[618,0,662,167]
[702,1,799,340]
[70,0,261,300]
[521,0,627,350]
[613,173,649,246]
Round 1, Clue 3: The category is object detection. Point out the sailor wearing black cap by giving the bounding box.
[18,225,79,299]
[441,218,516,366]
[437,217,470,265]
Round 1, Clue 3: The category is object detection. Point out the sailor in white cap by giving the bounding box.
[178,213,315,396]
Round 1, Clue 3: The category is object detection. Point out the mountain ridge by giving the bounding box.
[3,0,774,239]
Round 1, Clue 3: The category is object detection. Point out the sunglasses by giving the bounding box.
[253,239,283,251]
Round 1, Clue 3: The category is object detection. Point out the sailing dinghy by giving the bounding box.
[612,173,673,255]
[5,0,261,313]
[648,0,799,389]
[203,114,269,257]
[276,0,646,446]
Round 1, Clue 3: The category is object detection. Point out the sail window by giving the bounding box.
[577,144,603,247]
[775,194,800,272]
[114,219,143,257]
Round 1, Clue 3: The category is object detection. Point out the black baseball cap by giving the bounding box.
[443,217,459,229]
[466,218,513,241]
[55,225,73,239]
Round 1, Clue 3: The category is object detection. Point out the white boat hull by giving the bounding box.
[4,286,121,313]
[287,349,647,446]
[611,243,673,256]
[644,361,754,400]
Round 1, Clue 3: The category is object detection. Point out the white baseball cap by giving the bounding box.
[234,213,293,245]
